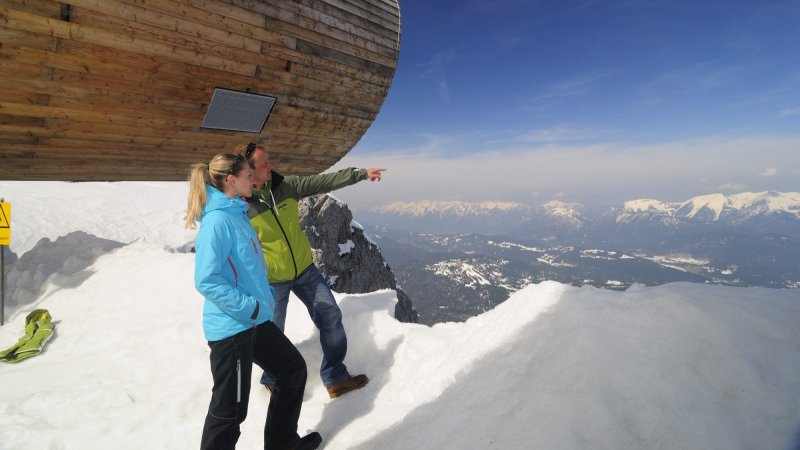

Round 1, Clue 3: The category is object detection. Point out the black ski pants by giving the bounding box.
[200,320,307,450]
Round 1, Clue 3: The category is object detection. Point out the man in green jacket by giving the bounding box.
[237,143,384,399]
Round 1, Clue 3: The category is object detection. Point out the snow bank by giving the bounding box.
[0,181,798,450]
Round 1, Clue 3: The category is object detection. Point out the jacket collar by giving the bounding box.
[268,171,284,191]
[254,171,283,194]
[202,184,248,217]
[247,171,283,204]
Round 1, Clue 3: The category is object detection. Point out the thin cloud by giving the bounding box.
[419,52,455,104]
[760,167,778,177]
[778,107,800,118]
[719,183,748,191]
[506,125,603,143]
[724,75,800,109]
[333,135,800,209]
[415,133,459,154]
[355,132,465,159]
[534,70,619,102]
[643,60,747,103]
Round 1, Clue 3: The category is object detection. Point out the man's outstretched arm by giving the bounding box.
[289,167,386,197]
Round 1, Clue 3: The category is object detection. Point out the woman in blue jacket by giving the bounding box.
[185,153,321,450]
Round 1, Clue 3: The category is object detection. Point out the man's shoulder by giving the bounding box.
[245,192,271,218]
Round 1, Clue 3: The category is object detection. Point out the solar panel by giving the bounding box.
[200,88,276,133]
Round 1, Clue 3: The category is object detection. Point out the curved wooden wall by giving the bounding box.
[0,0,400,180]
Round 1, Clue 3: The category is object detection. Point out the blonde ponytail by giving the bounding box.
[184,163,210,229]
[183,153,247,229]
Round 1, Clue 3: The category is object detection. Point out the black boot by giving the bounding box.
[292,432,322,450]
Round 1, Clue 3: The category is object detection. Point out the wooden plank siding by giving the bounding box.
[0,0,400,181]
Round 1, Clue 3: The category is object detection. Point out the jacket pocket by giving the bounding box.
[250,302,260,320]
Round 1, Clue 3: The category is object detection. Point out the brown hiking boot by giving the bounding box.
[326,374,369,399]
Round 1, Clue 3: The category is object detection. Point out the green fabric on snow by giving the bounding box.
[0,309,55,363]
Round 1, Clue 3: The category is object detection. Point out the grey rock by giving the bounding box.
[299,194,418,323]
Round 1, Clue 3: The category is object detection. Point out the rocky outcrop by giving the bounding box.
[299,194,419,323]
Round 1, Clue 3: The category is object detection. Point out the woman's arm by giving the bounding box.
[194,215,261,323]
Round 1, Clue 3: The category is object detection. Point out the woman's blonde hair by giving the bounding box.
[184,153,245,229]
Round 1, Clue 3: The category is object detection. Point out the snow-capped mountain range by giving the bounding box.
[540,200,589,227]
[617,191,800,223]
[364,191,800,235]
[362,191,800,324]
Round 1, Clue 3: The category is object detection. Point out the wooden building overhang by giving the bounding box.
[0,0,401,180]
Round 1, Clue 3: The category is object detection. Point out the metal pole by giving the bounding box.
[1,242,4,326]
[1,196,4,326]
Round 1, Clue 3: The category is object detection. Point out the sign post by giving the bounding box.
[0,198,9,326]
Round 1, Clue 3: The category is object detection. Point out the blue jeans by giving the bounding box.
[260,265,349,387]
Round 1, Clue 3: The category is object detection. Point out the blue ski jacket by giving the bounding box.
[194,185,275,341]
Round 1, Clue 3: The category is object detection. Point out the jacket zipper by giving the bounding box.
[262,191,299,280]
[270,209,299,280]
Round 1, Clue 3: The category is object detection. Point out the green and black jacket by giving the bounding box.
[245,168,367,283]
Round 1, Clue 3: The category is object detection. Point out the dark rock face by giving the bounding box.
[298,194,419,323]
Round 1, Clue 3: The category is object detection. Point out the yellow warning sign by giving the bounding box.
[0,202,10,246]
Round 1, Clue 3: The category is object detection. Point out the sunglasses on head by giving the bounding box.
[245,142,257,159]
[228,153,245,175]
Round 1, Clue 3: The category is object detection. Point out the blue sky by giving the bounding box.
[332,0,800,209]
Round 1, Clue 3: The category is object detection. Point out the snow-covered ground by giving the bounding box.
[1,181,799,450]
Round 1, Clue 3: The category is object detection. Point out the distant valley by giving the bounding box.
[355,191,800,325]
